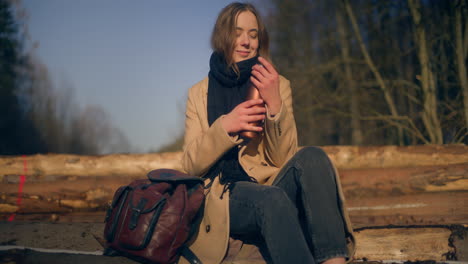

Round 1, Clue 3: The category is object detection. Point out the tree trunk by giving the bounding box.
[408,0,444,144]
[336,4,363,145]
[455,1,468,133]
[343,0,404,144]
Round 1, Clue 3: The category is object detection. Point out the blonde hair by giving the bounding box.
[211,2,270,71]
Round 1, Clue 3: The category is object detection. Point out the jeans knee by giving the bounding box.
[297,146,330,165]
[259,187,296,216]
[299,146,328,159]
[295,146,338,188]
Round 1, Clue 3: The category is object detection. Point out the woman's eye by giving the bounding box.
[249,33,258,39]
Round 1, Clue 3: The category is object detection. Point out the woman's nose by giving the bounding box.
[240,33,250,46]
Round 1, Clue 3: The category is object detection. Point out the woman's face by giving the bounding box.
[232,11,259,63]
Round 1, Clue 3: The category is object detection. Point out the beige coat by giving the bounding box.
[180,76,355,264]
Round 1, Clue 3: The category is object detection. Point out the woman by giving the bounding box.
[181,2,355,264]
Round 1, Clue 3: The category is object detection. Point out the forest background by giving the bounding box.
[1,0,467,155]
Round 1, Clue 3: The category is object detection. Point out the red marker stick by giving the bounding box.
[8,155,27,222]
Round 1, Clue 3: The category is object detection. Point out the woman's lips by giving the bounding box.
[236,50,250,56]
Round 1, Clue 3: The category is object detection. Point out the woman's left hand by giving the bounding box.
[250,57,282,116]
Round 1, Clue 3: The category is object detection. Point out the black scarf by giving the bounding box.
[205,52,258,197]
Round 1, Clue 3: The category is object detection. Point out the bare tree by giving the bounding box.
[259,0,466,146]
[343,0,405,144]
[408,0,443,144]
[454,0,468,131]
[336,2,363,145]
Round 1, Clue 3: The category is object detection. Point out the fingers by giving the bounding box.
[245,105,265,115]
[238,104,265,117]
[251,57,279,92]
[252,64,268,78]
[242,121,263,132]
[246,124,263,132]
[257,57,278,75]
[242,98,264,108]
[250,76,262,89]
[228,100,265,134]
[251,67,267,83]
[245,114,265,122]
[239,105,265,131]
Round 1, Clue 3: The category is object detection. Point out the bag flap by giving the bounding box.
[147,169,204,184]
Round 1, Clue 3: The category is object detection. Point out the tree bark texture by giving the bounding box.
[408,0,444,144]
[455,1,468,132]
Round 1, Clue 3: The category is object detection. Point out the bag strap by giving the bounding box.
[181,186,205,264]
[180,246,203,264]
[147,169,204,184]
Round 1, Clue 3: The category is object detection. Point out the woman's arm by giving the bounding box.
[262,76,298,167]
[182,83,241,176]
[250,57,298,167]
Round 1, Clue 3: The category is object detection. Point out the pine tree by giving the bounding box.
[0,0,46,154]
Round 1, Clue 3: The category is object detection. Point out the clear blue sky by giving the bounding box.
[22,0,265,153]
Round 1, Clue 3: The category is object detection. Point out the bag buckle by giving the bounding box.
[129,198,147,230]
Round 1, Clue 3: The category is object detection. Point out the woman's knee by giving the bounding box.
[295,147,337,187]
[258,187,297,216]
[296,146,330,165]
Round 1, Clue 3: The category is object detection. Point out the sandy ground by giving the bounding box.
[0,222,139,263]
[0,249,138,264]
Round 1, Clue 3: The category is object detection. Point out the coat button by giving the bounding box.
[205,225,211,233]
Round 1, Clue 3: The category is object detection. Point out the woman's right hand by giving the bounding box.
[221,99,266,135]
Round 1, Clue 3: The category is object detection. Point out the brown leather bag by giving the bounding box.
[103,169,205,264]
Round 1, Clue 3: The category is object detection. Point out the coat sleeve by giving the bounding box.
[262,76,298,167]
[182,83,243,177]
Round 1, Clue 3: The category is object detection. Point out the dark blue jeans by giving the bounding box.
[229,147,348,264]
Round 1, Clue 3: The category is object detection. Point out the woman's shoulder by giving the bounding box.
[187,77,209,99]
[279,75,291,87]
[190,77,209,91]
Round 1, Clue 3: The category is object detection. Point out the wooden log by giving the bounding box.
[1,145,467,227]
[0,152,183,180]
[1,167,467,226]
[323,144,468,169]
[340,163,468,198]
[347,192,468,228]
[353,227,464,261]
[2,163,466,205]
[2,185,467,227]
[1,146,468,180]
